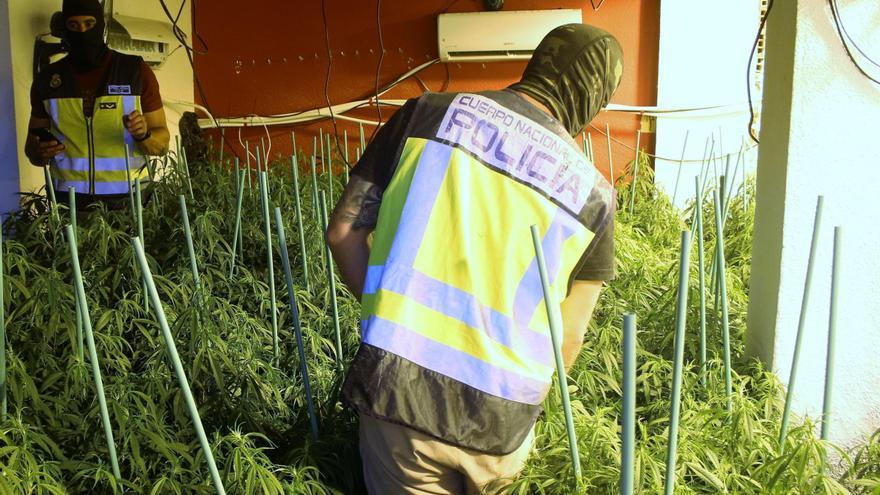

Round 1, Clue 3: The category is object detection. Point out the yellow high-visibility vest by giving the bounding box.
[345,91,614,454]
[36,52,148,195]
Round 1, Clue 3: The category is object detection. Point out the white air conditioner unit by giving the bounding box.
[438,9,583,63]
[106,10,176,67]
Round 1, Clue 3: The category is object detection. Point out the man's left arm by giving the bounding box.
[125,108,170,156]
[124,61,170,155]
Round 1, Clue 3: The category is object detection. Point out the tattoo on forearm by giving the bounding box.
[332,176,382,230]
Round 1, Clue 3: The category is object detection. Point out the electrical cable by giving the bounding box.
[829,0,880,69]
[238,126,257,165]
[440,62,452,92]
[320,0,354,167]
[414,75,432,93]
[828,0,880,84]
[746,0,774,144]
[158,0,219,132]
[588,123,757,164]
[369,0,386,144]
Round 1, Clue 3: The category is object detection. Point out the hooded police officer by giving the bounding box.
[25,0,170,208]
[327,23,622,494]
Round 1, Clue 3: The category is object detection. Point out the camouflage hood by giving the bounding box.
[509,24,624,136]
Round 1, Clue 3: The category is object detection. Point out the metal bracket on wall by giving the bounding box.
[640,114,657,134]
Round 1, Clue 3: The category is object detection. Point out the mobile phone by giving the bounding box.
[30,128,59,143]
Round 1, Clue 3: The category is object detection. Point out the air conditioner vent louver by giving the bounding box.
[447,49,535,61]
[438,9,583,63]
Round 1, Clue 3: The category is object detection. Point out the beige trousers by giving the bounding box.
[359,414,535,495]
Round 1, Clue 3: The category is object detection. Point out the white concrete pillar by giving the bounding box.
[747,0,880,450]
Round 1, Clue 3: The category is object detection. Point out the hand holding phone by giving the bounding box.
[26,128,65,166]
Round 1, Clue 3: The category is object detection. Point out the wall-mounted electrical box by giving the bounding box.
[438,9,582,63]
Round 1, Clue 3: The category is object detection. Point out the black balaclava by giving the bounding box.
[62,0,108,70]
[509,24,624,136]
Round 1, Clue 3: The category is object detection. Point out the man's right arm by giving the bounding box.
[24,117,65,166]
[559,280,604,370]
[327,175,383,299]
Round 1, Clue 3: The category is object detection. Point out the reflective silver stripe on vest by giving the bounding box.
[55,156,147,173]
[47,100,65,145]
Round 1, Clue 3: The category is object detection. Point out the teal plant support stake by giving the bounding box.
[135,178,145,250]
[742,142,748,212]
[234,156,240,194]
[821,226,841,442]
[344,130,349,162]
[256,146,263,177]
[695,178,707,388]
[310,155,320,225]
[131,237,227,495]
[246,141,253,193]
[319,191,343,367]
[530,224,581,483]
[663,230,691,495]
[698,135,711,183]
[219,129,225,165]
[707,174,725,303]
[621,313,636,495]
[671,130,690,206]
[700,138,715,194]
[178,195,201,290]
[587,132,594,163]
[135,178,148,308]
[711,175,728,302]
[273,207,319,440]
[359,122,366,151]
[724,143,745,220]
[229,171,246,277]
[0,222,5,418]
[713,190,733,413]
[605,123,614,185]
[182,148,194,200]
[124,145,138,230]
[68,187,84,361]
[778,196,824,451]
[259,172,280,358]
[581,130,588,158]
[291,156,310,292]
[44,167,60,222]
[629,130,641,215]
[326,134,334,201]
[67,225,122,482]
[319,128,326,175]
[722,156,733,208]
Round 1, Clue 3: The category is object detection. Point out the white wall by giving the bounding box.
[6,0,194,196]
[655,0,761,209]
[748,0,880,450]
[0,0,21,216]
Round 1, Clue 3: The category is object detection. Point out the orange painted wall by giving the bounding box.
[193,0,659,181]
